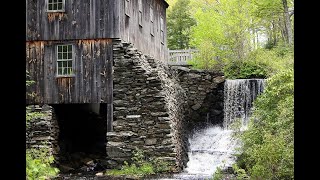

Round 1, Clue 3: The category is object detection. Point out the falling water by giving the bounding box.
[224,79,265,129]
[167,79,265,180]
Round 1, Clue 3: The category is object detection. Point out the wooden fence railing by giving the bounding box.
[167,49,198,66]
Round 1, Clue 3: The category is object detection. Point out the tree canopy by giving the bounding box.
[167,0,196,49]
[167,0,294,71]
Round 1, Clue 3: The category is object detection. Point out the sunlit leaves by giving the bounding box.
[237,69,294,179]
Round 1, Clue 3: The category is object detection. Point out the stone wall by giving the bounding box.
[26,104,60,162]
[25,40,225,173]
[108,39,188,172]
[169,66,225,132]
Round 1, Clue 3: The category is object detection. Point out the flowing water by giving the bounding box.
[224,79,265,129]
[160,79,266,180]
[168,126,239,180]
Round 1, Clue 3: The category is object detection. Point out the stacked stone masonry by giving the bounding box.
[26,105,60,162]
[170,66,225,132]
[108,39,188,171]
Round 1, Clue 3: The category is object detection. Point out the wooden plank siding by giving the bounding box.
[27,0,169,62]
[26,39,113,104]
[26,0,120,41]
[119,0,168,62]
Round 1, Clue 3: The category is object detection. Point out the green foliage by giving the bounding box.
[212,167,224,180]
[26,109,44,123]
[232,164,250,179]
[223,59,268,79]
[26,70,36,99]
[106,149,170,178]
[173,0,294,71]
[26,147,59,180]
[223,46,293,79]
[167,0,196,49]
[107,161,154,178]
[187,41,225,71]
[166,0,178,9]
[151,157,170,173]
[212,163,249,180]
[26,70,35,87]
[235,69,294,179]
[26,108,59,180]
[190,0,255,66]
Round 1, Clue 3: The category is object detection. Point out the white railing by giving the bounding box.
[168,49,198,66]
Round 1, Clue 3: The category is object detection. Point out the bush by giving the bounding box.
[26,108,59,180]
[26,147,59,180]
[212,167,225,180]
[223,59,269,79]
[106,149,170,178]
[212,163,249,180]
[235,69,294,179]
[223,46,293,79]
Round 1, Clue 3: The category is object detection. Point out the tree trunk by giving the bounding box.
[282,0,293,45]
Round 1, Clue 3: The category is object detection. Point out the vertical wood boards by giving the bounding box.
[26,39,113,105]
[27,0,168,61]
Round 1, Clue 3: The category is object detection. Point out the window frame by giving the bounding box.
[138,0,143,27]
[150,5,154,36]
[56,44,75,77]
[160,16,164,44]
[46,0,66,13]
[125,0,130,17]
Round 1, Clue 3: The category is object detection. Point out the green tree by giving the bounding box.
[167,0,196,49]
[189,0,256,70]
[252,0,294,48]
[183,0,294,70]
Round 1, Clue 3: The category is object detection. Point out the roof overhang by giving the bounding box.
[162,0,169,8]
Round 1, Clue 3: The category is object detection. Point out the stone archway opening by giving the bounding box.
[52,103,108,174]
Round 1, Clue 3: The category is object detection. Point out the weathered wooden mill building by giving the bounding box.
[26,0,226,174]
[26,0,168,124]
[26,0,182,172]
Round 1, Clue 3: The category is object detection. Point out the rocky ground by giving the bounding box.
[54,151,109,179]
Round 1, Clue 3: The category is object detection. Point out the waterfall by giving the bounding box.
[224,79,265,129]
[170,79,265,180]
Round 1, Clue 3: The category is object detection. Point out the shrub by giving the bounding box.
[26,147,59,180]
[223,46,293,79]
[235,69,294,179]
[223,59,269,79]
[26,108,59,180]
[212,167,224,180]
[106,149,170,178]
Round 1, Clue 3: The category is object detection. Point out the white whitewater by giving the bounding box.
[172,126,239,180]
[224,79,265,129]
[168,79,265,180]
